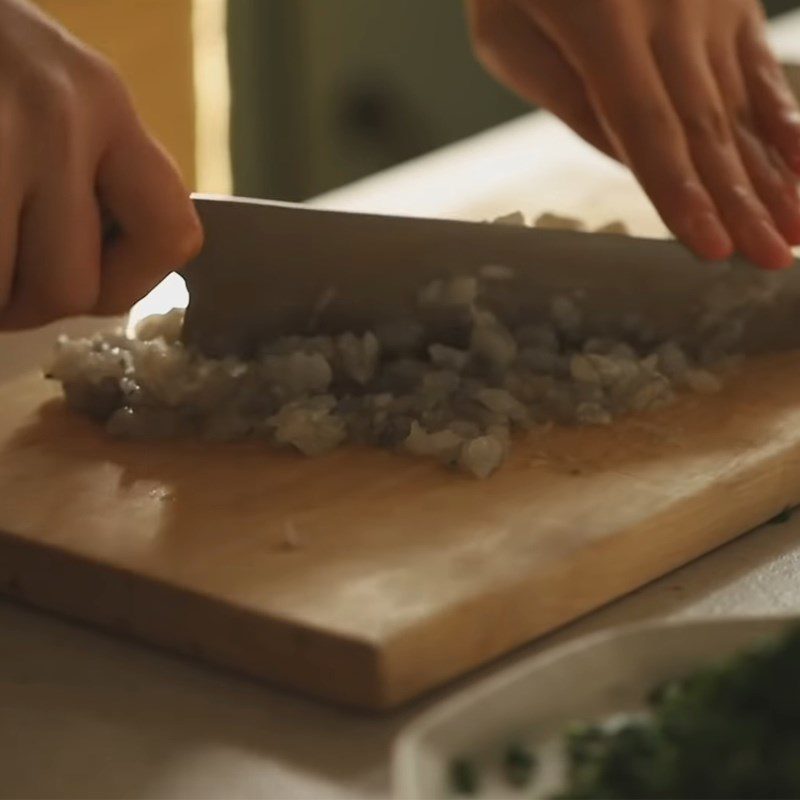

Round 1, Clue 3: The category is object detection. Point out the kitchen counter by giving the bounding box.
[5,10,800,798]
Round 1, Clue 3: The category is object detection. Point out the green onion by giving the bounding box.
[502,742,537,787]
[768,507,793,525]
[558,623,800,798]
[449,757,479,796]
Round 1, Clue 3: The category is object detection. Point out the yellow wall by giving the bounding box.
[35,0,196,187]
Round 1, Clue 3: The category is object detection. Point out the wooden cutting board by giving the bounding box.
[2,357,800,709]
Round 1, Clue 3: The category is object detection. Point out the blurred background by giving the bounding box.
[37,0,800,202]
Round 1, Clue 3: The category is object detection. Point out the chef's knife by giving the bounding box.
[180,195,800,358]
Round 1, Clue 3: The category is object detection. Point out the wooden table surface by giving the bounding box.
[5,10,800,799]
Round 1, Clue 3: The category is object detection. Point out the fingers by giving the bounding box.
[709,40,800,248]
[0,0,200,330]
[467,0,618,160]
[0,183,101,331]
[738,13,800,175]
[94,119,202,316]
[0,80,200,328]
[651,28,794,270]
[0,199,19,317]
[0,79,100,330]
[0,149,22,317]
[522,2,734,262]
[511,0,800,269]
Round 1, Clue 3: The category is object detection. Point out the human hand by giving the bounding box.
[467,0,800,269]
[0,0,202,330]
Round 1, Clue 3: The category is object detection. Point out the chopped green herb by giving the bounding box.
[449,757,479,796]
[564,723,606,767]
[768,507,793,525]
[502,741,537,787]
[646,677,682,707]
[556,623,800,799]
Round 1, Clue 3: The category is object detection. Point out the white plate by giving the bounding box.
[392,615,798,799]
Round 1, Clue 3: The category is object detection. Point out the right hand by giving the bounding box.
[0,0,202,330]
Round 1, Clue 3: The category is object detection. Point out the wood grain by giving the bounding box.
[1,357,800,708]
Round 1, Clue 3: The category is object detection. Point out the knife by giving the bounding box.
[180,194,800,359]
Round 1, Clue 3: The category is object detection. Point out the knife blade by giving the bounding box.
[180,194,800,359]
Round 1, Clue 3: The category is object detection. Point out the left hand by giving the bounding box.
[467,0,800,270]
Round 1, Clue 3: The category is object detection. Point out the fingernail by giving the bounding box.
[776,196,800,246]
[741,219,794,270]
[687,212,734,261]
[782,113,800,172]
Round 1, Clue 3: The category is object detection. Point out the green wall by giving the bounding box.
[228,0,800,201]
[228,0,526,200]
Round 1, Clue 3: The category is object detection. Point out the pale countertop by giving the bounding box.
[5,11,800,799]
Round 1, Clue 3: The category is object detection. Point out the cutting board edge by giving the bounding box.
[374,466,800,707]
[8,470,793,712]
[0,529,389,710]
